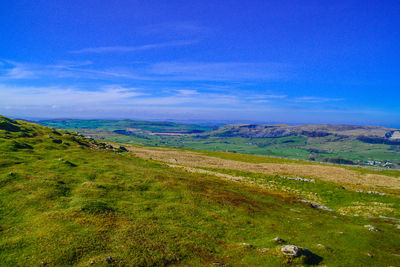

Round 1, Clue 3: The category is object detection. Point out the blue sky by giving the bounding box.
[0,0,399,127]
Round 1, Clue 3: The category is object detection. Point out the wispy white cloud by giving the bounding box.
[4,65,37,79]
[0,60,93,80]
[70,40,196,54]
[264,94,287,99]
[0,83,389,126]
[0,84,145,106]
[0,60,290,82]
[147,62,289,81]
[294,96,344,103]
[176,89,199,95]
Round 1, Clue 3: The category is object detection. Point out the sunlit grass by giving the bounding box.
[1,117,400,266]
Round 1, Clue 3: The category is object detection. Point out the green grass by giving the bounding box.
[197,167,400,217]
[1,117,400,266]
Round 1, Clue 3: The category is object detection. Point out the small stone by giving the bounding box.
[306,201,334,211]
[258,248,269,253]
[273,237,285,244]
[396,224,400,230]
[316,244,326,249]
[338,232,344,235]
[106,256,112,264]
[367,253,374,258]
[240,242,253,248]
[90,260,95,265]
[364,225,379,231]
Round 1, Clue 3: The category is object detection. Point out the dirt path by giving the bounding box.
[128,146,400,189]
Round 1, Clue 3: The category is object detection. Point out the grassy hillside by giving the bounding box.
[1,116,400,266]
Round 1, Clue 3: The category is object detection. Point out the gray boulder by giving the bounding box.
[281,245,303,257]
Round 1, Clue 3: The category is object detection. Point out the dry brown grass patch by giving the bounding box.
[129,146,400,189]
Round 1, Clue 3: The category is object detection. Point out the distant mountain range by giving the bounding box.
[209,124,400,139]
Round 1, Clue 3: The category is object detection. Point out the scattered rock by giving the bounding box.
[281,245,300,257]
[281,245,323,264]
[258,248,269,253]
[118,146,128,152]
[367,253,374,258]
[298,199,334,211]
[338,232,344,235]
[106,256,113,264]
[273,237,285,244]
[169,158,178,163]
[281,245,309,257]
[356,190,386,196]
[364,225,379,231]
[397,224,400,230]
[316,244,326,249]
[240,242,253,248]
[281,176,315,183]
[90,260,96,265]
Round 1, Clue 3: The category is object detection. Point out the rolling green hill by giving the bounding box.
[2,116,400,266]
